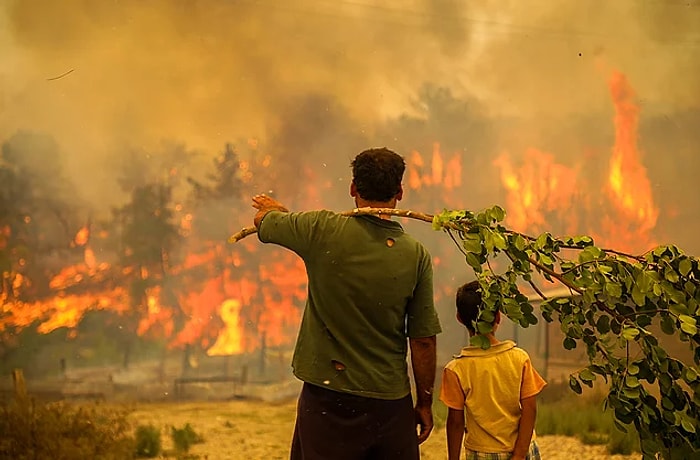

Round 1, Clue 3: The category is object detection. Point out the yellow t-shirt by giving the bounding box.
[439,340,547,453]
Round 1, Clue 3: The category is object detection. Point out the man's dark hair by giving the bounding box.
[456,281,481,334]
[351,147,405,202]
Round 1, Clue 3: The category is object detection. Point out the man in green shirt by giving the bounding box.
[252,147,442,459]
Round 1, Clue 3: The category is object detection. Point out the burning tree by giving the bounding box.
[112,182,181,369]
[0,132,85,367]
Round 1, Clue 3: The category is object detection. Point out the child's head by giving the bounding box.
[456,281,481,334]
[456,281,501,335]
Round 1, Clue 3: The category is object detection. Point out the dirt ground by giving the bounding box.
[131,399,642,460]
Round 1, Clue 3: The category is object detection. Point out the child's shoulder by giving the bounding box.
[510,345,533,359]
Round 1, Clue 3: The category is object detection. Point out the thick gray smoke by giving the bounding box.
[0,0,698,234]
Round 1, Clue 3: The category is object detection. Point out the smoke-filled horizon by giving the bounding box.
[1,0,699,245]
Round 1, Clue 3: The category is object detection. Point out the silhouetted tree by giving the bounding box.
[112,183,181,368]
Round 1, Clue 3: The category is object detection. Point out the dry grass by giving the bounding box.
[129,399,641,460]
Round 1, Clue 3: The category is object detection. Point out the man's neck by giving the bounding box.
[354,198,397,219]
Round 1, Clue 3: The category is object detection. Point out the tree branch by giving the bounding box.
[228,207,436,243]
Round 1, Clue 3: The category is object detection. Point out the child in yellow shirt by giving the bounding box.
[440,281,547,460]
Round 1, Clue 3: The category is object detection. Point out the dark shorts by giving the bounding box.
[290,383,419,460]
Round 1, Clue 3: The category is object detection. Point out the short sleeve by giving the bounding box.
[520,358,547,400]
[440,367,466,410]
[406,249,441,338]
[257,210,326,257]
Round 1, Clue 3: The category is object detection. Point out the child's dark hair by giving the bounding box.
[456,280,481,334]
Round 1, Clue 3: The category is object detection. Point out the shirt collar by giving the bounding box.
[454,340,516,358]
[356,214,404,231]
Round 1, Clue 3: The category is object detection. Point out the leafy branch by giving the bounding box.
[432,205,699,459]
[229,204,700,458]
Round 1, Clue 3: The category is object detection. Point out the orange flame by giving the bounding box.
[604,71,659,248]
[407,143,463,207]
[207,299,243,356]
[74,226,90,246]
[494,70,657,252]
[493,149,580,235]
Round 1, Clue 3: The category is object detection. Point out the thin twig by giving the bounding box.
[47,69,75,81]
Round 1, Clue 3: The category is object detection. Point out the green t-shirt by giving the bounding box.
[258,209,442,400]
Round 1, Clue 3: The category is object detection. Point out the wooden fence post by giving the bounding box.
[12,368,27,401]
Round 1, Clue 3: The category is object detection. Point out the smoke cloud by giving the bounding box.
[0,0,698,211]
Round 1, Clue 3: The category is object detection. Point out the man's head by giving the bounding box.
[350,148,405,203]
[456,280,500,335]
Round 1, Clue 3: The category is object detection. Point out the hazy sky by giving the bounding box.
[1,0,698,205]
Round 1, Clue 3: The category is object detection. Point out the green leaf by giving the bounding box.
[463,238,482,254]
[479,309,495,323]
[469,334,490,350]
[563,337,577,350]
[669,303,689,317]
[625,375,640,388]
[678,315,697,335]
[679,258,693,277]
[465,253,482,271]
[476,320,493,335]
[664,267,680,283]
[569,375,582,394]
[490,205,506,222]
[513,234,527,252]
[683,366,698,383]
[605,282,622,298]
[579,368,596,382]
[492,232,507,250]
[595,315,611,333]
[680,321,697,335]
[631,285,646,307]
[636,315,652,328]
[535,233,550,250]
[679,314,697,327]
[621,327,640,341]
[680,413,696,433]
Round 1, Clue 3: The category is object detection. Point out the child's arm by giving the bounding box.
[446,407,465,460]
[511,394,537,460]
[439,367,467,460]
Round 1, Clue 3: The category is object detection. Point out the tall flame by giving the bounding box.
[605,71,659,248]
[207,299,243,356]
[494,70,658,252]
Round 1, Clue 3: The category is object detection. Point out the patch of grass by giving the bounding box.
[433,399,449,429]
[608,425,640,456]
[537,400,611,437]
[0,398,135,459]
[536,381,640,455]
[171,423,204,454]
[580,431,609,446]
[134,424,162,458]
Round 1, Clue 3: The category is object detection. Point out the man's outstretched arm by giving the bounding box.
[409,335,437,444]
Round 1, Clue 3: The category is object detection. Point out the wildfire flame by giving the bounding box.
[408,142,462,193]
[493,148,580,235]
[1,70,660,360]
[494,70,658,252]
[604,71,659,248]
